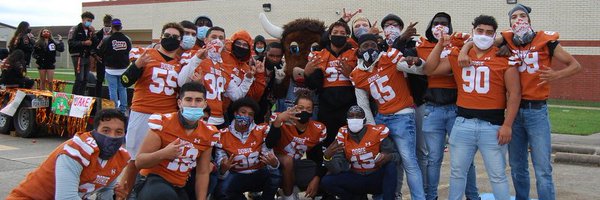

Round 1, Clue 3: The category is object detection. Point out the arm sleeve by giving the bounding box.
[225,76,254,101]
[177,56,202,87]
[324,150,350,174]
[95,178,117,200]
[55,154,84,200]
[305,69,324,91]
[265,125,281,149]
[121,62,143,87]
[214,146,228,170]
[68,26,83,50]
[307,144,327,178]
[355,88,376,125]
[247,72,267,102]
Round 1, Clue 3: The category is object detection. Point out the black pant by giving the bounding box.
[137,174,189,200]
[71,56,90,95]
[95,61,105,98]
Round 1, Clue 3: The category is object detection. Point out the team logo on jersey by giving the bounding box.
[351,147,367,155]
[94,175,110,185]
[365,142,372,147]
[194,138,201,143]
[111,169,116,175]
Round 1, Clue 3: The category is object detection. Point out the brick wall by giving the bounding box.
[550,55,600,101]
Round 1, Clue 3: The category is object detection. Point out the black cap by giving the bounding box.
[380,14,404,29]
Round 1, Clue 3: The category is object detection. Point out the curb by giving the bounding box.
[554,152,600,166]
[552,144,600,155]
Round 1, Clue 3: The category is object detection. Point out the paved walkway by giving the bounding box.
[548,104,600,111]
[552,132,600,147]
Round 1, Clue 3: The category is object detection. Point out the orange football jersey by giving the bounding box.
[337,124,389,173]
[416,37,457,89]
[448,47,513,110]
[7,132,130,200]
[272,113,327,159]
[130,48,182,114]
[179,49,198,67]
[218,123,270,173]
[194,58,231,119]
[222,52,266,102]
[312,48,357,88]
[350,48,414,114]
[502,30,559,100]
[141,112,220,187]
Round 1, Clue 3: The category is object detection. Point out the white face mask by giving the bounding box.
[347,118,365,133]
[384,26,401,46]
[431,25,449,40]
[473,34,494,50]
[206,38,224,61]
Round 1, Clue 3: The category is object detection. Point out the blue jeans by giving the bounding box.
[509,105,555,200]
[321,162,397,200]
[106,73,128,112]
[415,104,429,187]
[423,104,479,200]
[216,168,281,200]
[375,112,425,200]
[449,117,509,200]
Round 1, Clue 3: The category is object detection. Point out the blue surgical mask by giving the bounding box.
[235,115,253,127]
[181,35,196,50]
[197,26,210,40]
[255,47,265,53]
[181,107,205,121]
[84,21,92,27]
[91,131,124,160]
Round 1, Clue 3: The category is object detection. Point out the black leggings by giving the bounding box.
[137,174,189,200]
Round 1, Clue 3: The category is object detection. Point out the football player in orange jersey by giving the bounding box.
[320,105,399,199]
[303,21,358,164]
[134,82,218,200]
[214,97,281,200]
[416,12,479,200]
[424,15,521,200]
[266,90,327,200]
[118,23,186,197]
[177,27,259,128]
[7,109,129,200]
[350,33,426,200]
[222,30,267,103]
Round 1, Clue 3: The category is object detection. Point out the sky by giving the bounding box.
[0,0,97,27]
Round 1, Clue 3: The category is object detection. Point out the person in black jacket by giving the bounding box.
[0,50,34,89]
[68,11,95,95]
[8,21,35,71]
[33,28,64,91]
[91,14,113,98]
[97,19,131,114]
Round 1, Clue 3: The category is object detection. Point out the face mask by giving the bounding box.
[347,118,365,133]
[511,19,534,45]
[359,48,379,64]
[197,26,210,40]
[354,27,369,38]
[384,26,401,46]
[255,47,265,53]
[473,34,494,50]
[296,111,312,124]
[91,131,125,160]
[330,35,348,48]
[42,33,50,38]
[207,39,224,61]
[181,35,196,50]
[103,27,112,33]
[235,115,253,127]
[161,37,180,52]
[181,107,204,121]
[232,45,250,60]
[84,21,92,27]
[432,25,450,40]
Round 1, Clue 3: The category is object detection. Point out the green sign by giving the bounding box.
[51,92,72,116]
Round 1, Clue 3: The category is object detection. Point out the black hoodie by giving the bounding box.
[425,12,453,43]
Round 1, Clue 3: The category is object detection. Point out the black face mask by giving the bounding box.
[330,35,347,48]
[92,131,125,160]
[358,49,380,64]
[296,111,312,124]
[265,59,282,71]
[161,37,180,52]
[232,45,250,61]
